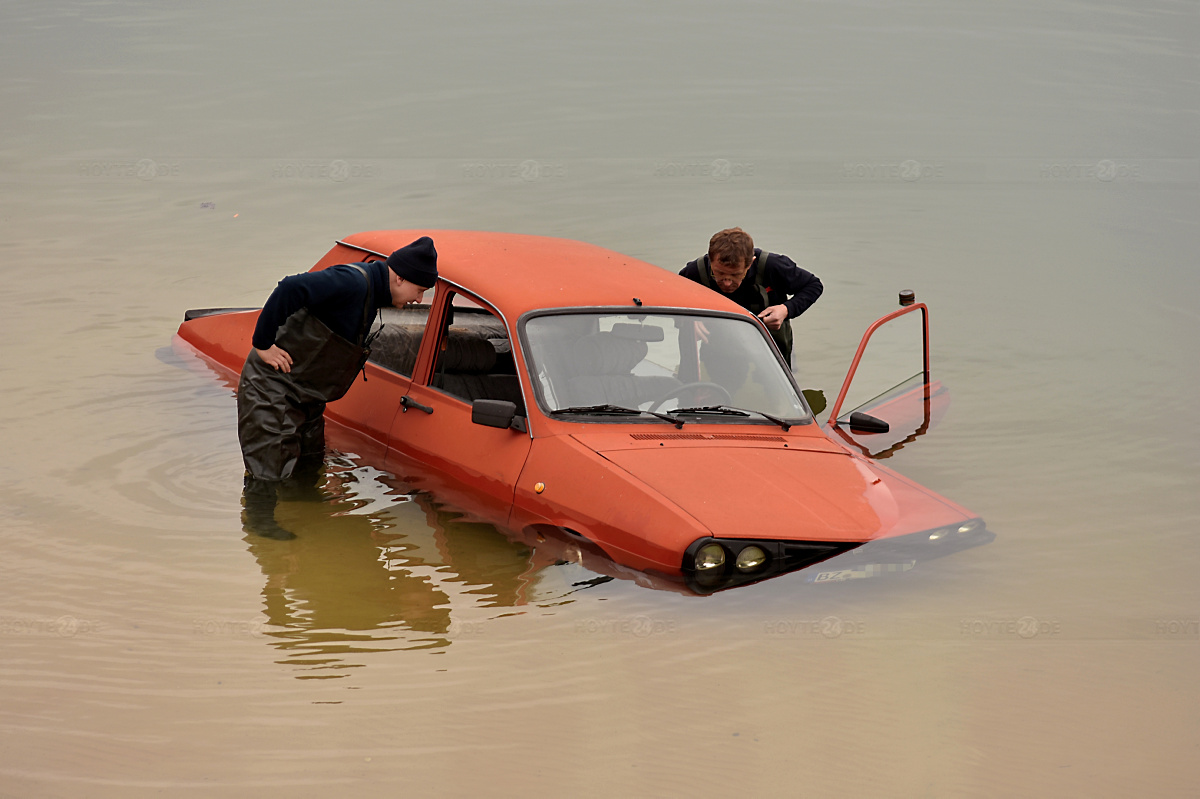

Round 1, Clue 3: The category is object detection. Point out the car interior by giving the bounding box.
[367,298,526,415]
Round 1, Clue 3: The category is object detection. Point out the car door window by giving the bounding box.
[429,291,524,413]
[830,305,927,424]
[367,306,431,377]
[361,257,430,378]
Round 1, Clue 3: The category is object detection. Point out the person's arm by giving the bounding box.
[251,277,309,372]
[250,268,356,352]
[249,267,362,369]
[252,274,305,351]
[768,253,823,319]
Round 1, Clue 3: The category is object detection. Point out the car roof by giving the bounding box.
[340,229,747,318]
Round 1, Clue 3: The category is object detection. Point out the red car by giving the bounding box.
[176,230,990,594]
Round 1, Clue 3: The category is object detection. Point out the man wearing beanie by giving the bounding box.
[237,236,438,539]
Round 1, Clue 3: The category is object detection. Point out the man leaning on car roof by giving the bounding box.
[237,236,438,540]
[679,227,822,364]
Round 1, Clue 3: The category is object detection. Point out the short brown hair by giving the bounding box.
[708,227,754,267]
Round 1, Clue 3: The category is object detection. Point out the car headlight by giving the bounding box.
[928,518,985,541]
[735,545,768,572]
[694,543,727,571]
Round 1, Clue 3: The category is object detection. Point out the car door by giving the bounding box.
[383,284,534,526]
[824,298,949,458]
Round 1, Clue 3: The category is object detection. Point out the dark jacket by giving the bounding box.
[679,249,822,319]
[251,261,392,351]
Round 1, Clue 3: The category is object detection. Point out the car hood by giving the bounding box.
[577,435,899,542]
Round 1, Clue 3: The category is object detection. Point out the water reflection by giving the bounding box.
[248,451,997,670]
[244,458,552,677]
[241,452,692,678]
[827,377,948,460]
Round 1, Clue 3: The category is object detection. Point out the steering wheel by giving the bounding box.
[648,382,732,412]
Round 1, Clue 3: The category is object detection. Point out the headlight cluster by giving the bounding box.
[683,537,856,594]
[689,540,772,588]
[926,518,985,542]
[694,541,769,572]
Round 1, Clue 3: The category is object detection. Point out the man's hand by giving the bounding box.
[256,345,293,372]
[757,305,788,330]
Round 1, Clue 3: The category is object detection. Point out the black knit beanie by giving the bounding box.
[386,236,438,288]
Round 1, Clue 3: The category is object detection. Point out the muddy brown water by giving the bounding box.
[2,2,1197,796]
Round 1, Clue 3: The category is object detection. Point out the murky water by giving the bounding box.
[2,2,1197,796]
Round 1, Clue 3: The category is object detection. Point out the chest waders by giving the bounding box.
[696,251,793,363]
[237,265,376,483]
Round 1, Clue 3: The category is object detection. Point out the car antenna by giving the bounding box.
[633,297,642,306]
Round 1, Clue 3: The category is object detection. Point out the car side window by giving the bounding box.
[363,259,429,378]
[429,292,524,414]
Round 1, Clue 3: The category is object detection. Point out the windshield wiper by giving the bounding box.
[550,404,683,428]
[669,405,792,431]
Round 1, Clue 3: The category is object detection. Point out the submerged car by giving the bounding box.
[176,230,991,594]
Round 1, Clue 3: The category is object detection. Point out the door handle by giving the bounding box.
[400,395,433,414]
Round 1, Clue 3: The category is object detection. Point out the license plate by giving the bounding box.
[808,561,916,583]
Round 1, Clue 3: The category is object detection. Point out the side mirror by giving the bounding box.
[472,399,527,432]
[848,411,890,434]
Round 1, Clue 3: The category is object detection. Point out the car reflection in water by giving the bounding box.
[243,457,533,676]
[241,450,658,677]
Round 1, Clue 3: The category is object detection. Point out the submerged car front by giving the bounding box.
[507,308,985,592]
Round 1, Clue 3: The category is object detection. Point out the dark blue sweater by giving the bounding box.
[251,261,391,351]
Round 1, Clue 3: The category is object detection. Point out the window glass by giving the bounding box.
[837,309,925,419]
[367,304,431,378]
[522,312,808,422]
[358,256,430,379]
[430,293,524,413]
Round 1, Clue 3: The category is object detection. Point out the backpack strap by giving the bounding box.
[348,264,375,347]
[695,254,715,289]
[750,251,793,362]
[750,250,771,311]
[348,264,380,385]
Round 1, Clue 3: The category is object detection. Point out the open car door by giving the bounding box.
[823,294,949,459]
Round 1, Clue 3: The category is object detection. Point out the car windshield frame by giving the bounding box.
[517,307,813,426]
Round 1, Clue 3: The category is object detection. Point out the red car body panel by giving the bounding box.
[591,443,883,542]
[176,230,985,586]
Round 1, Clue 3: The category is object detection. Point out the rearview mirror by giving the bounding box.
[609,322,665,342]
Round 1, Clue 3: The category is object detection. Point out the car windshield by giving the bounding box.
[521,311,810,423]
